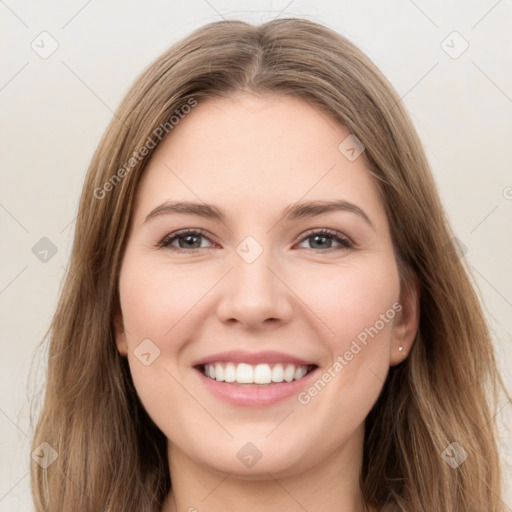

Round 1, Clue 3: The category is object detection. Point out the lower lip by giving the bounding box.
[195,367,318,407]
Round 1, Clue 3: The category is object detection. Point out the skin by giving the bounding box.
[115,93,419,512]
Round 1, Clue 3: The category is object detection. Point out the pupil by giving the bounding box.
[176,234,335,250]
[311,235,331,249]
[180,235,200,248]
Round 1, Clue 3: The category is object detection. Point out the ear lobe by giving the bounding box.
[113,311,128,356]
[389,276,420,366]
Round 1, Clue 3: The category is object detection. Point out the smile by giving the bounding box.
[201,362,315,385]
[193,353,319,406]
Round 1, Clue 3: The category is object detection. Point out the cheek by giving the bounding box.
[119,258,211,339]
[118,257,220,426]
[291,255,400,344]
[292,257,400,432]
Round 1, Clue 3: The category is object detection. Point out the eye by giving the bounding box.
[296,229,353,251]
[158,229,215,250]
[158,228,353,252]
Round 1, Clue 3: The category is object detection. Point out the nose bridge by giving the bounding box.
[234,249,274,294]
[216,237,293,327]
[232,239,279,304]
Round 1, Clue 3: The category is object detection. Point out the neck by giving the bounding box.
[161,426,368,512]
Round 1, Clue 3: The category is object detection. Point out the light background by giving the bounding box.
[1,0,511,509]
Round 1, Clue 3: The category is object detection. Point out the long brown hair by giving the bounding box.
[30,18,508,511]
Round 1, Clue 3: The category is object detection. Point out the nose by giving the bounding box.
[216,248,294,330]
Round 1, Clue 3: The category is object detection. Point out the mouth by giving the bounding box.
[196,362,318,386]
[193,360,319,407]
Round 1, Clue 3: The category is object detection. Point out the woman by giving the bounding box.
[30,18,508,511]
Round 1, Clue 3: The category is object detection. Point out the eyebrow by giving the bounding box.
[144,199,374,228]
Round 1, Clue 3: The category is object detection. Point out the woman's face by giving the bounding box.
[115,94,418,478]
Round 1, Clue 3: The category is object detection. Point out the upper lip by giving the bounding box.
[192,350,317,367]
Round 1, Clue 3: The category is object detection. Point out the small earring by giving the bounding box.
[398,345,404,352]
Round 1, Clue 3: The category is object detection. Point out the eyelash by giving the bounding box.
[157,228,354,252]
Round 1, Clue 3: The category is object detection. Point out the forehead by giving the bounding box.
[134,94,385,226]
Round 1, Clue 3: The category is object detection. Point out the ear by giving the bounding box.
[113,309,128,357]
[389,275,420,366]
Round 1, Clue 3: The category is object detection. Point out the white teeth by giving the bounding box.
[224,363,236,383]
[254,364,272,384]
[236,363,254,383]
[294,366,307,380]
[271,364,284,383]
[283,364,295,382]
[203,362,311,384]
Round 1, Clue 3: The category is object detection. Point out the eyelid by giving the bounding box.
[158,227,354,252]
[157,228,217,250]
[294,228,354,250]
